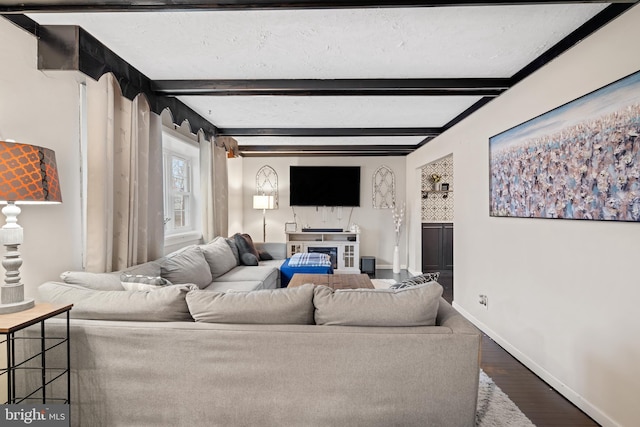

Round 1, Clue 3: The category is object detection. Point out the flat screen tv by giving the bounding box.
[290,166,360,207]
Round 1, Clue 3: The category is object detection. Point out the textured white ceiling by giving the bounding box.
[28,4,610,152]
[29,5,607,79]
[180,96,483,128]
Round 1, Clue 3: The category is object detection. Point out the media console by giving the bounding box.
[286,231,360,274]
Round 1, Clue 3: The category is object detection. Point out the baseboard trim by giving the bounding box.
[452,302,619,427]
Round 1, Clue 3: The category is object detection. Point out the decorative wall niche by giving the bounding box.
[422,155,454,222]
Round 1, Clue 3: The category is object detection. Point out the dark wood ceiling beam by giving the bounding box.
[0,1,631,13]
[155,78,510,97]
[238,144,415,157]
[219,127,441,137]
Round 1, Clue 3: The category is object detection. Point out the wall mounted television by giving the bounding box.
[289,166,360,207]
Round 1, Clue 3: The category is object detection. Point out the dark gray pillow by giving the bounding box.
[241,252,259,266]
[233,233,260,262]
[390,272,440,289]
[225,237,240,265]
[258,250,273,261]
[161,246,213,289]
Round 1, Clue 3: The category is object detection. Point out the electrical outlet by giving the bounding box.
[479,294,488,309]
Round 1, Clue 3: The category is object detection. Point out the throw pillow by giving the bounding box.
[240,252,259,266]
[233,233,261,265]
[160,246,213,289]
[389,272,440,289]
[38,281,197,321]
[225,237,240,265]
[313,281,443,327]
[186,284,315,324]
[258,250,273,261]
[120,274,172,291]
[200,236,238,279]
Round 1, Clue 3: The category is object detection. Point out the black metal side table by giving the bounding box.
[0,303,73,405]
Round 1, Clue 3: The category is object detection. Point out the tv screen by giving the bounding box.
[290,166,360,207]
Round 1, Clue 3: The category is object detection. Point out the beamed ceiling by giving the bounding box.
[2,1,638,156]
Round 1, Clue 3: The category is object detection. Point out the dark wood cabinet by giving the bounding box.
[422,223,453,271]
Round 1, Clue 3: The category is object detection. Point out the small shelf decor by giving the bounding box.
[431,173,442,191]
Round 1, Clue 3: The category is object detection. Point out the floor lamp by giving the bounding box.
[0,140,62,314]
[253,195,275,242]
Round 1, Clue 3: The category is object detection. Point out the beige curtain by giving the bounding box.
[86,73,164,272]
[200,135,229,242]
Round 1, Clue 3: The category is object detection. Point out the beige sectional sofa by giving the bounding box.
[29,237,481,427]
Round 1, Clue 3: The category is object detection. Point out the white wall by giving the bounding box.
[407,6,640,426]
[0,18,84,299]
[241,156,407,268]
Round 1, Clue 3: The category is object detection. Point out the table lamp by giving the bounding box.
[253,195,275,242]
[0,140,62,314]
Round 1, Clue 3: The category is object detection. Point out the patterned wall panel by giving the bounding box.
[421,155,454,222]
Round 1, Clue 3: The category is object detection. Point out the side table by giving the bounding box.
[0,303,73,405]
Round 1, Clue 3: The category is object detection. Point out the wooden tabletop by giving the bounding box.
[288,273,374,290]
[0,303,73,334]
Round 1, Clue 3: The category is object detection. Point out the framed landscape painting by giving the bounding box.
[489,69,640,222]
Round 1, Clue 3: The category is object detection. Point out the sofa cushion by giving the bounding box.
[200,236,238,279]
[204,281,265,292]
[186,284,315,324]
[313,282,443,327]
[389,272,441,289]
[214,265,278,288]
[60,271,123,291]
[38,282,196,321]
[160,246,212,289]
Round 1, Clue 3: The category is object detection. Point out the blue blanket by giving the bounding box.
[288,252,332,267]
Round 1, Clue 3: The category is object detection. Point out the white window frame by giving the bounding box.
[162,128,201,245]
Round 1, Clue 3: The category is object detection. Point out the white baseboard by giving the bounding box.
[452,302,619,427]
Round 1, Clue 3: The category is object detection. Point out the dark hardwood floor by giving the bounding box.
[374,269,599,427]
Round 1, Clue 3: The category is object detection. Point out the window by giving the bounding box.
[163,129,201,239]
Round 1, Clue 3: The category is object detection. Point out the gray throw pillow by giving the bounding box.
[38,281,196,321]
[240,252,259,266]
[200,236,239,279]
[186,284,315,324]
[120,273,172,291]
[313,282,443,327]
[233,233,261,265]
[225,237,240,265]
[161,246,213,289]
[390,272,441,289]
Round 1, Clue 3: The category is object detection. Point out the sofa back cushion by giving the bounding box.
[313,282,443,327]
[38,282,196,321]
[160,245,212,289]
[186,284,315,324]
[200,237,238,279]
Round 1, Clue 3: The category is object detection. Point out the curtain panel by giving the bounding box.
[200,135,229,242]
[86,73,164,272]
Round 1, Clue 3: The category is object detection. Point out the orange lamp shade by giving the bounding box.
[0,141,62,204]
